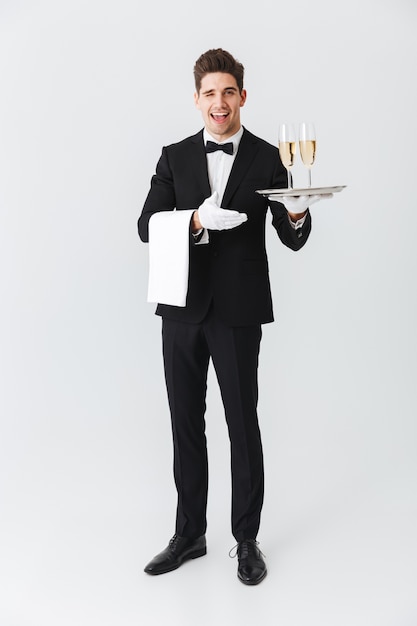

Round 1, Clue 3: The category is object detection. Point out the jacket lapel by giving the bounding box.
[222,128,259,207]
[190,130,211,198]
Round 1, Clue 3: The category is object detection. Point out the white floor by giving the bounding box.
[1,378,416,626]
[2,484,416,626]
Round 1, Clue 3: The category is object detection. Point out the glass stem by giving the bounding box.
[308,169,312,188]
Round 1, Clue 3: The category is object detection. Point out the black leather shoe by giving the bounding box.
[236,539,267,585]
[144,534,207,575]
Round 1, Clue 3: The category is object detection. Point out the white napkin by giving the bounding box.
[147,209,195,307]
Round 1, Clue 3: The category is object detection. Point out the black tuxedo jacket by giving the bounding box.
[138,127,312,326]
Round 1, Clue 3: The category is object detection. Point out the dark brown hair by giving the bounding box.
[193,48,245,93]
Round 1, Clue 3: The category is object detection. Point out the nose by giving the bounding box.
[213,92,226,108]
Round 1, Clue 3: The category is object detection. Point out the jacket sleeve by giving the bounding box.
[138,147,176,243]
[270,201,312,251]
[268,158,312,251]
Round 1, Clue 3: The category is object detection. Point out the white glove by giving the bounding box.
[198,191,248,230]
[269,193,333,215]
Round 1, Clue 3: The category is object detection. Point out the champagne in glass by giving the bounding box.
[299,122,316,187]
[278,123,296,189]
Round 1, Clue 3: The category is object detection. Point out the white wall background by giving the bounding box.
[1,1,416,625]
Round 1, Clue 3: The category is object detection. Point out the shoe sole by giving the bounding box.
[144,547,207,575]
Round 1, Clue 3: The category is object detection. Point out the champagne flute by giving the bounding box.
[299,122,316,187]
[278,123,296,189]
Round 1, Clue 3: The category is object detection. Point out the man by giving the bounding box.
[138,48,325,585]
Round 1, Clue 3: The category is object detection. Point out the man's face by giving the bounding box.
[194,72,247,142]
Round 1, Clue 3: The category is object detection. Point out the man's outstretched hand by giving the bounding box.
[194,192,248,231]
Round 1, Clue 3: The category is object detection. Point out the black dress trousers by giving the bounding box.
[162,304,264,542]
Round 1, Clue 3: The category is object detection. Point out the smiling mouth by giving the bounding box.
[211,113,229,123]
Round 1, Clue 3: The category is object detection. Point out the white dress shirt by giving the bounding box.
[204,126,243,203]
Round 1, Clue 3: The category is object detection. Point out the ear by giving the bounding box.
[240,89,247,107]
[194,92,200,110]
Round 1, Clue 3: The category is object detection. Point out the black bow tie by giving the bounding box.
[205,140,234,155]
